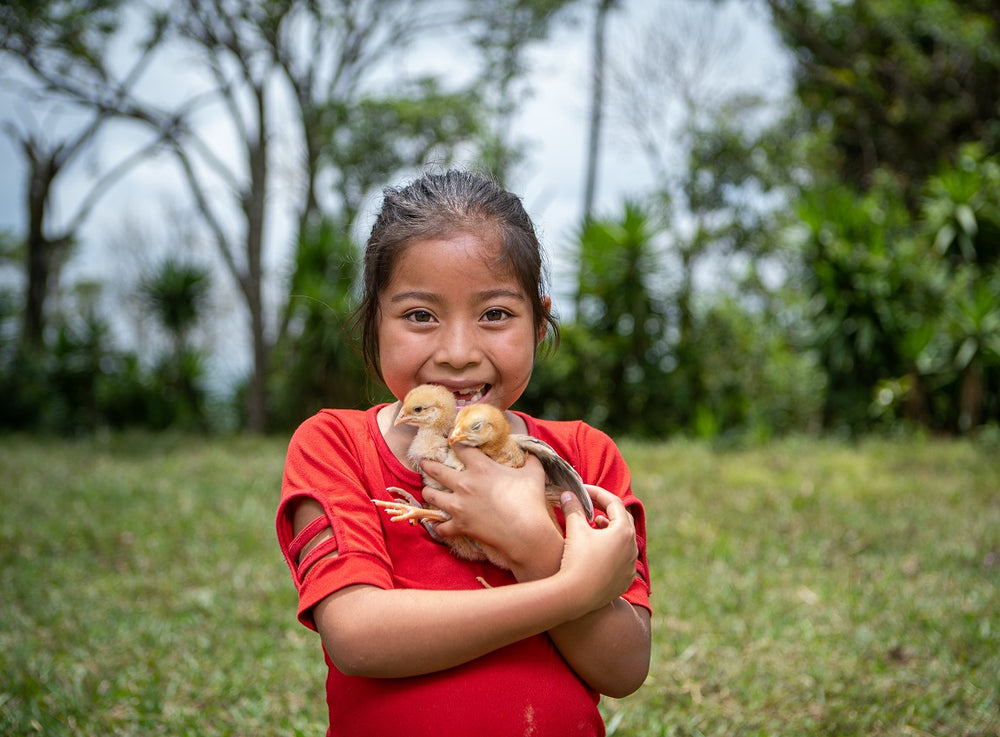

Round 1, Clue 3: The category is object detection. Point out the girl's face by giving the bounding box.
[377,231,547,412]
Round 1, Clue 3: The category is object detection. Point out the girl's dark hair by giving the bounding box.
[350,169,559,380]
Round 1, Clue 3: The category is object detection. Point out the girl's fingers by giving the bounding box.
[420,458,458,490]
[583,484,628,518]
[559,490,587,522]
[447,441,488,465]
[576,484,639,561]
[421,449,546,504]
[572,485,633,533]
[562,485,631,527]
[559,484,639,607]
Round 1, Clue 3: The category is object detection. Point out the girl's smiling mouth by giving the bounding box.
[446,384,488,407]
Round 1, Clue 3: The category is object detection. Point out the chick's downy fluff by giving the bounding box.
[449,403,594,522]
[373,386,594,571]
[374,385,499,566]
[394,384,463,486]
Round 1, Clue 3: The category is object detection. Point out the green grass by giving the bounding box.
[2,433,998,736]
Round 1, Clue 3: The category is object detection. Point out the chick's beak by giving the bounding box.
[448,427,466,445]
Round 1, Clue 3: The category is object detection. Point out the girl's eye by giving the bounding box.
[482,308,511,322]
[404,310,435,324]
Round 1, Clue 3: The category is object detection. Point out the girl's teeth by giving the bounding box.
[453,387,485,407]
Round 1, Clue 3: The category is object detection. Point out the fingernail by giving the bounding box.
[560,492,574,506]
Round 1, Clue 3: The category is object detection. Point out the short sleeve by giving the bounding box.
[579,423,651,613]
[276,410,394,629]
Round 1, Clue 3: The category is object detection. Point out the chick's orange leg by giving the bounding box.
[374,488,451,545]
[375,488,450,524]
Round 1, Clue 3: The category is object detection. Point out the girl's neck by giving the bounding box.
[505,409,528,435]
[377,402,414,464]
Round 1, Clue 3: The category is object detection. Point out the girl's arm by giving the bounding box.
[422,450,651,696]
[509,487,651,697]
[302,486,639,681]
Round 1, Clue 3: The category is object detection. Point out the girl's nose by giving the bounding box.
[433,323,483,369]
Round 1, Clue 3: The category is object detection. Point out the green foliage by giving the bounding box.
[788,144,1000,434]
[764,0,1000,435]
[794,173,923,431]
[695,296,825,442]
[5,0,999,439]
[924,146,1000,430]
[0,311,147,434]
[0,0,122,56]
[318,79,487,225]
[134,258,212,430]
[138,258,210,348]
[769,0,1000,207]
[924,143,1000,270]
[524,203,824,440]
[2,434,997,735]
[0,266,213,434]
[524,204,676,434]
[269,216,383,430]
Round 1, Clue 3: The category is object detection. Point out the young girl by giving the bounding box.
[277,170,651,736]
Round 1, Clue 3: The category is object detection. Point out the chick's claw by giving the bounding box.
[374,489,451,545]
[372,498,419,523]
[375,487,451,524]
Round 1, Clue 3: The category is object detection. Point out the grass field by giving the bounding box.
[1,432,998,736]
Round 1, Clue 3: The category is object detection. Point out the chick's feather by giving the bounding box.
[373,385,501,566]
[395,384,463,485]
[374,386,594,571]
[449,403,595,522]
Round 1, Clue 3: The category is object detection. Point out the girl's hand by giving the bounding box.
[558,484,639,615]
[421,444,564,572]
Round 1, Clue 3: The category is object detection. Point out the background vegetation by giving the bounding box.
[3,2,999,729]
[1,0,998,439]
[2,434,997,735]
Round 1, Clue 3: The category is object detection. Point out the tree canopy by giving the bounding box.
[2,0,998,437]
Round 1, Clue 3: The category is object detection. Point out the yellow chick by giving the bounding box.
[394,384,463,486]
[449,403,594,522]
[373,385,499,565]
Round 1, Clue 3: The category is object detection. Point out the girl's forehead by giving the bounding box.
[389,232,514,281]
[404,228,499,255]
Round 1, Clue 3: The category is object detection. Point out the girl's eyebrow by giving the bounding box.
[388,288,526,304]
[388,290,439,304]
[476,288,527,302]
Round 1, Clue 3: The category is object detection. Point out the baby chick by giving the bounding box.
[373,385,497,564]
[449,403,595,523]
[395,383,463,485]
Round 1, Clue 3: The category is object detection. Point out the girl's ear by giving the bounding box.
[536,296,553,347]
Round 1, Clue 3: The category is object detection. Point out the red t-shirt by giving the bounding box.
[277,405,650,737]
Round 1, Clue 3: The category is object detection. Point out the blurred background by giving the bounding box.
[1,0,998,440]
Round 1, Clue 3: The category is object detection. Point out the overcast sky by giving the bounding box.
[0,0,790,386]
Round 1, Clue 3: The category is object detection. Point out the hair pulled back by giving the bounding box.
[351,170,559,380]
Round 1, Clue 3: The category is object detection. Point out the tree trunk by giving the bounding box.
[582,0,615,224]
[245,299,269,434]
[22,148,62,347]
[242,94,270,434]
[958,360,984,433]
